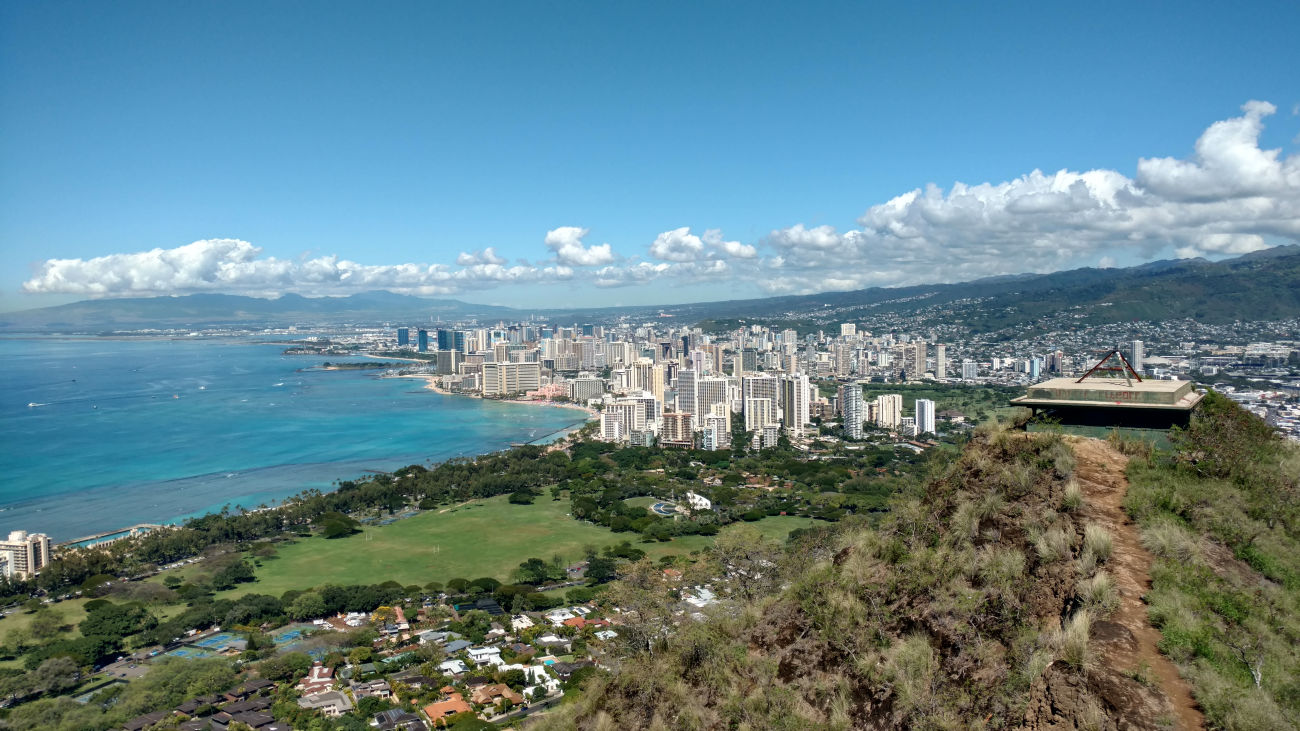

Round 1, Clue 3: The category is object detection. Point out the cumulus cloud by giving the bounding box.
[649,227,705,261]
[649,227,756,261]
[456,247,507,266]
[22,101,1300,301]
[22,239,576,298]
[755,100,1299,293]
[543,226,617,266]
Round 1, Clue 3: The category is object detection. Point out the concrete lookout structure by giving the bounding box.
[1011,377,1204,430]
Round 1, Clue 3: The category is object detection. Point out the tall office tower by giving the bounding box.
[912,340,927,378]
[935,344,947,379]
[612,368,631,391]
[579,339,597,369]
[709,345,726,375]
[493,343,509,363]
[702,415,731,449]
[417,329,429,352]
[782,329,799,349]
[397,327,409,346]
[581,323,595,337]
[660,412,694,448]
[435,350,460,374]
[1130,340,1144,372]
[962,360,979,381]
[676,369,698,419]
[649,363,667,405]
[453,330,469,353]
[627,391,660,424]
[744,397,776,431]
[568,375,606,403]
[436,329,451,350]
[838,384,865,439]
[742,374,780,405]
[599,411,625,442]
[630,359,652,390]
[609,399,645,433]
[840,323,857,338]
[740,348,758,373]
[875,393,903,429]
[1053,349,1066,374]
[779,373,811,435]
[915,398,936,435]
[1030,358,1041,380]
[481,362,542,396]
[696,376,730,425]
[835,343,853,378]
[0,530,51,578]
[742,374,780,430]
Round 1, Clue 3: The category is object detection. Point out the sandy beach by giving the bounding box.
[391,372,598,419]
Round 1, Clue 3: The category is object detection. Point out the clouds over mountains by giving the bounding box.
[23,101,1300,300]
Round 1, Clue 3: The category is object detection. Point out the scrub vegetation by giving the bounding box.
[1123,391,1300,729]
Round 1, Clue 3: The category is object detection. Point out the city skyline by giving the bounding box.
[3,3,1299,313]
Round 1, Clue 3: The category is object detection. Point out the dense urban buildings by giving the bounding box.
[368,313,1299,446]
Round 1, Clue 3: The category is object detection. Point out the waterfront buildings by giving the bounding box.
[0,530,51,579]
[481,362,541,397]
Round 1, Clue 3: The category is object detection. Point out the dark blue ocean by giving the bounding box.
[0,337,588,541]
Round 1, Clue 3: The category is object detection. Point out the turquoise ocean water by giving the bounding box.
[0,337,588,541]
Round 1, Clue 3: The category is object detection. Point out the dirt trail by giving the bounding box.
[1067,437,1204,730]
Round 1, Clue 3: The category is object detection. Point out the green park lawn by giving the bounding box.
[216,495,819,598]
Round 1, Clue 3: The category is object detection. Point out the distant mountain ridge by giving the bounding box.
[3,245,1298,332]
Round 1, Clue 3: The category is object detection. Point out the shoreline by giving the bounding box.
[53,372,594,550]
[392,372,599,420]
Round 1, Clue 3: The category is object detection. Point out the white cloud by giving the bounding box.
[22,238,576,298]
[543,226,617,266]
[649,227,705,261]
[22,101,1300,302]
[456,247,507,266]
[649,227,756,262]
[702,228,757,258]
[1136,101,1297,201]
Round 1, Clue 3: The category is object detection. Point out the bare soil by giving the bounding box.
[1068,437,1204,730]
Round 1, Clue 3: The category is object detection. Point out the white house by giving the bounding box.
[594,629,618,642]
[467,646,504,667]
[544,608,577,626]
[438,659,469,676]
[510,614,535,631]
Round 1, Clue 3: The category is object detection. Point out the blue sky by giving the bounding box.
[3,2,1298,311]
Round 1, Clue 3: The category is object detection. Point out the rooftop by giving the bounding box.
[1011,377,1204,411]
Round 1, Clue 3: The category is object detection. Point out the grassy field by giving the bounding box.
[212,496,820,598]
[0,597,91,668]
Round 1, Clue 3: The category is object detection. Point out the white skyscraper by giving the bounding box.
[962,360,979,381]
[779,373,811,435]
[1130,340,1144,372]
[935,344,947,379]
[840,323,856,338]
[696,376,730,426]
[915,398,936,435]
[838,384,865,439]
[875,393,903,429]
[676,368,697,418]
